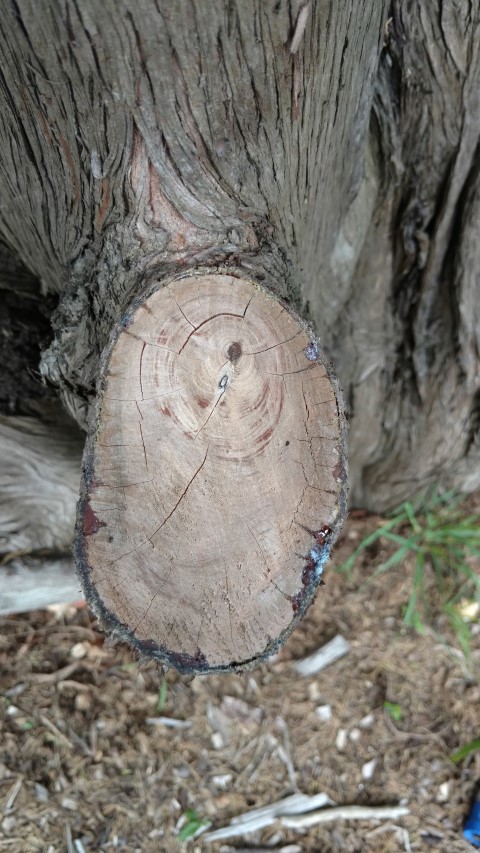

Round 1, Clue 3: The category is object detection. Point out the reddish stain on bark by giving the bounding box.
[58,134,80,203]
[95,178,110,233]
[290,528,330,613]
[37,108,52,144]
[196,397,209,409]
[83,502,106,537]
[168,647,209,672]
[162,406,171,417]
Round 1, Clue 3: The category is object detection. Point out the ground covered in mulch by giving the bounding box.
[1,512,479,853]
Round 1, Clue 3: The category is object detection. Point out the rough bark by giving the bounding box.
[0,0,385,426]
[339,4,480,508]
[0,6,479,518]
[0,410,83,613]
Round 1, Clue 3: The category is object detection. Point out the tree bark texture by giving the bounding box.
[0,0,479,516]
[0,410,83,613]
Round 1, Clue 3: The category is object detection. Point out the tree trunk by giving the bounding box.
[0,410,84,614]
[0,2,479,660]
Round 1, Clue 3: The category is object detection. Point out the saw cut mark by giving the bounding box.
[76,274,347,673]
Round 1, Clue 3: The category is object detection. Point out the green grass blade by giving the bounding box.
[156,677,168,713]
[381,531,422,553]
[404,553,425,627]
[337,526,392,573]
[374,543,412,576]
[404,501,421,534]
[451,738,480,764]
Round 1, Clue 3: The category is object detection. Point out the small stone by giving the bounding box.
[35,783,49,802]
[148,829,165,839]
[74,692,91,712]
[6,705,19,717]
[2,816,16,833]
[61,797,78,810]
[308,682,322,702]
[361,758,377,780]
[174,766,190,779]
[359,712,375,729]
[454,599,479,622]
[335,729,347,751]
[316,704,332,722]
[436,781,451,803]
[212,774,232,789]
[5,683,27,699]
[211,732,224,750]
[70,642,88,660]
[349,727,361,742]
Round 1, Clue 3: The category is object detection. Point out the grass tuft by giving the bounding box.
[337,489,480,656]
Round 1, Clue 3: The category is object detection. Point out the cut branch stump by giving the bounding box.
[76,274,347,673]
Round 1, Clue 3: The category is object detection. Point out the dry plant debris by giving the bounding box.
[1,505,479,852]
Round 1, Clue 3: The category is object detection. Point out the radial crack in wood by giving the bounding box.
[75,274,347,673]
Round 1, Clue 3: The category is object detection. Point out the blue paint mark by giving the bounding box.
[292,525,333,612]
[309,545,330,578]
[304,339,320,361]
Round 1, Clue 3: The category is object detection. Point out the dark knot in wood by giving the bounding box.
[227,341,242,364]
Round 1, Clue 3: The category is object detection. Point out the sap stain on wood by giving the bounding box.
[83,503,106,537]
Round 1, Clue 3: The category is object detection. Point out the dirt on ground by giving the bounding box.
[1,509,479,853]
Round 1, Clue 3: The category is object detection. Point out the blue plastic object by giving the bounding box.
[464,799,480,848]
